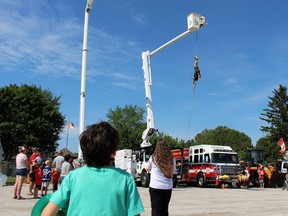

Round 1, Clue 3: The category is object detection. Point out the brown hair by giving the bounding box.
[80,122,119,168]
[152,139,174,178]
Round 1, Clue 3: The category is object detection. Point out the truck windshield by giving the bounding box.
[145,152,151,162]
[211,153,239,164]
[248,150,263,164]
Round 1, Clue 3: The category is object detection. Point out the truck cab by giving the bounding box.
[115,147,153,187]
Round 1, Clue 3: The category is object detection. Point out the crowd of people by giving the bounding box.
[15,121,177,216]
[14,146,78,200]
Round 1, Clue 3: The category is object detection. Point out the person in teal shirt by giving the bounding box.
[41,122,144,216]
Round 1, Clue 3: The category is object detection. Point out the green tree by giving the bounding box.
[259,84,288,161]
[106,105,146,149]
[0,84,65,160]
[194,126,252,159]
[150,132,179,148]
[255,136,275,163]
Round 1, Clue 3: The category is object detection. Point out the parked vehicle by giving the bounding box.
[115,147,153,187]
[172,144,244,187]
[242,148,288,187]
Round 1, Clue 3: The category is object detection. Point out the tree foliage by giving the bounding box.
[106,105,189,149]
[0,84,65,160]
[150,132,190,148]
[106,105,146,149]
[259,84,288,161]
[194,126,252,159]
[255,136,277,163]
[105,105,254,159]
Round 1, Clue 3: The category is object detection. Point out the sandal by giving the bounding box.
[17,196,25,200]
[13,196,17,199]
[27,192,33,196]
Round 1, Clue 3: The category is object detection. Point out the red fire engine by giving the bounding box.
[172,144,243,187]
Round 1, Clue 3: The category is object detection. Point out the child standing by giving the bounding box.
[33,158,42,199]
[52,167,59,192]
[41,160,52,196]
[258,166,265,188]
[42,122,144,216]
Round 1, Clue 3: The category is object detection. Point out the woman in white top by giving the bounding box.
[146,139,176,216]
[13,146,29,199]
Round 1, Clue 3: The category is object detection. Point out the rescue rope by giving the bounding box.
[186,31,199,140]
[195,31,198,57]
[185,89,196,141]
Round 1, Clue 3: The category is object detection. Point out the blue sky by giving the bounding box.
[1,0,287,153]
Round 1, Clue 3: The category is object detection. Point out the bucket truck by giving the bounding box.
[115,13,207,187]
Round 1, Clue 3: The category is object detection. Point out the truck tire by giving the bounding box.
[197,173,206,187]
[141,172,150,187]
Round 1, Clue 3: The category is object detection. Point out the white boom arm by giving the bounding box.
[141,51,156,147]
[140,13,207,148]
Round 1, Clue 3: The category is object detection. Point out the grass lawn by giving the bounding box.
[6,176,16,185]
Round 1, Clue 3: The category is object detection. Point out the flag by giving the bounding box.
[278,137,286,154]
[68,122,75,129]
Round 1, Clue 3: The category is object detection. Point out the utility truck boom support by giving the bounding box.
[141,13,207,148]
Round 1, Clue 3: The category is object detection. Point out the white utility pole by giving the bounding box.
[78,0,95,160]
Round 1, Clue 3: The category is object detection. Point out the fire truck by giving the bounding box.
[172,144,244,187]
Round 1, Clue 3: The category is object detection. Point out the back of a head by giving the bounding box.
[64,154,71,162]
[154,139,172,158]
[80,122,119,168]
[32,147,39,153]
[18,146,26,153]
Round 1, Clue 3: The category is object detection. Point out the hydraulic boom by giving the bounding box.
[141,13,207,147]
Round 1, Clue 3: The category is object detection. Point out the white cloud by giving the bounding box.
[132,14,148,26]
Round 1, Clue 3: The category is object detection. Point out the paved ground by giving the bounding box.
[1,183,288,216]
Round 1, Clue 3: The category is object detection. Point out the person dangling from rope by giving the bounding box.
[192,56,202,90]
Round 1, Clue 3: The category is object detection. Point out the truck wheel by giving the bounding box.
[141,172,150,187]
[197,173,206,187]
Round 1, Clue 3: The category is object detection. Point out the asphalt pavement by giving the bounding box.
[1,183,288,216]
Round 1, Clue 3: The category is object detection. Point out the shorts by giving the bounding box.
[34,184,41,190]
[29,172,36,182]
[16,168,27,177]
[259,179,264,183]
[42,181,49,188]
